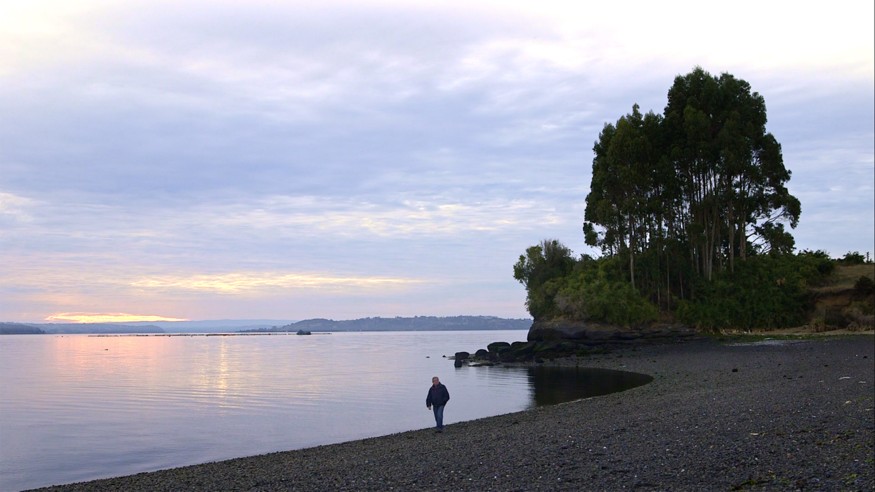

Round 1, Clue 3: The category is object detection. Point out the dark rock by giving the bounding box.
[528,319,696,347]
[500,341,537,362]
[445,320,699,363]
[487,341,511,353]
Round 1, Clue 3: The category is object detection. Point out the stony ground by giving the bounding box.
[33,336,874,491]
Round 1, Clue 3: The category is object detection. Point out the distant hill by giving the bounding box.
[136,320,294,333]
[0,322,46,335]
[37,323,166,334]
[1,317,532,335]
[242,316,532,333]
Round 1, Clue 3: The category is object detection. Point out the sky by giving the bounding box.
[1,0,873,323]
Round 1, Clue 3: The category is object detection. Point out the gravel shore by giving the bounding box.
[33,336,874,491]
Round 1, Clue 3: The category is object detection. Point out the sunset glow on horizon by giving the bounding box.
[45,313,189,324]
[130,272,425,293]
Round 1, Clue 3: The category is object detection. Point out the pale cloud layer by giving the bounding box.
[1,1,872,322]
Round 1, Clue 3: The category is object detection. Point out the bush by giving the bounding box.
[798,249,835,277]
[840,251,867,265]
[514,239,576,319]
[677,253,825,331]
[854,275,875,296]
[553,263,658,326]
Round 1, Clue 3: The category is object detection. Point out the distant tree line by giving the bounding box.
[0,323,46,335]
[514,67,868,331]
[242,316,533,332]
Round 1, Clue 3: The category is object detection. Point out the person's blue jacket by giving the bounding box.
[426,383,450,407]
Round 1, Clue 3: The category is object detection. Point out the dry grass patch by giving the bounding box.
[811,264,875,294]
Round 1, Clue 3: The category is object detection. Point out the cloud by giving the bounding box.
[0,192,37,223]
[0,0,872,321]
[130,271,423,294]
[45,313,188,323]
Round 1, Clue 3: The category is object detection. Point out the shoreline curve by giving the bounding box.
[31,336,874,491]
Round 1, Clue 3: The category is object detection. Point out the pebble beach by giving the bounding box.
[32,336,874,491]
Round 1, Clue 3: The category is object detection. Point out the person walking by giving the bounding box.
[426,376,450,433]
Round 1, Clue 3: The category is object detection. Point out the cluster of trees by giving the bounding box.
[513,240,660,325]
[514,240,843,331]
[584,67,800,303]
[514,67,841,330]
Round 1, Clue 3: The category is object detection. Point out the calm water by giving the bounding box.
[0,331,650,491]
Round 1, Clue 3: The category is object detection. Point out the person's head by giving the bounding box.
[432,376,440,386]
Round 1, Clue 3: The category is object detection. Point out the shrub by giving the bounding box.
[514,239,576,319]
[798,249,835,278]
[553,263,658,326]
[854,275,875,296]
[677,253,824,331]
[840,251,866,265]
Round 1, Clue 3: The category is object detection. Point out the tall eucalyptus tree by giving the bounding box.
[584,105,663,289]
[663,67,800,278]
[584,67,800,299]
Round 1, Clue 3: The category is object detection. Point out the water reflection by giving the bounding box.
[1,332,655,491]
[527,366,653,406]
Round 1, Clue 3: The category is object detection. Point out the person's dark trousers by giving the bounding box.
[433,404,445,430]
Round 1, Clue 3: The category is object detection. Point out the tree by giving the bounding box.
[513,239,575,319]
[663,67,800,278]
[518,68,807,328]
[584,67,801,303]
[584,104,664,289]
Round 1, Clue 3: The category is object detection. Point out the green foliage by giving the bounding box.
[513,239,575,319]
[512,243,842,330]
[518,254,657,326]
[756,222,796,256]
[840,251,867,265]
[513,68,828,331]
[554,267,658,326]
[676,254,830,330]
[798,249,835,276]
[585,66,800,295]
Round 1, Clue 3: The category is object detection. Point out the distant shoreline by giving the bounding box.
[86,332,334,337]
[32,335,874,491]
[1,316,533,335]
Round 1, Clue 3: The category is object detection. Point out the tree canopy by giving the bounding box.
[515,68,813,328]
[513,239,576,319]
[584,67,800,306]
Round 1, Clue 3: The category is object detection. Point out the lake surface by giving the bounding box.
[0,331,651,491]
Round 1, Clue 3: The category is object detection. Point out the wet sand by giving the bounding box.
[32,336,874,491]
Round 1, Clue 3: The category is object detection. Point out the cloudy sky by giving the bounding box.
[1,1,872,323]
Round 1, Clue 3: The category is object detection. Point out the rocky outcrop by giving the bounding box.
[457,320,699,365]
[528,319,696,346]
